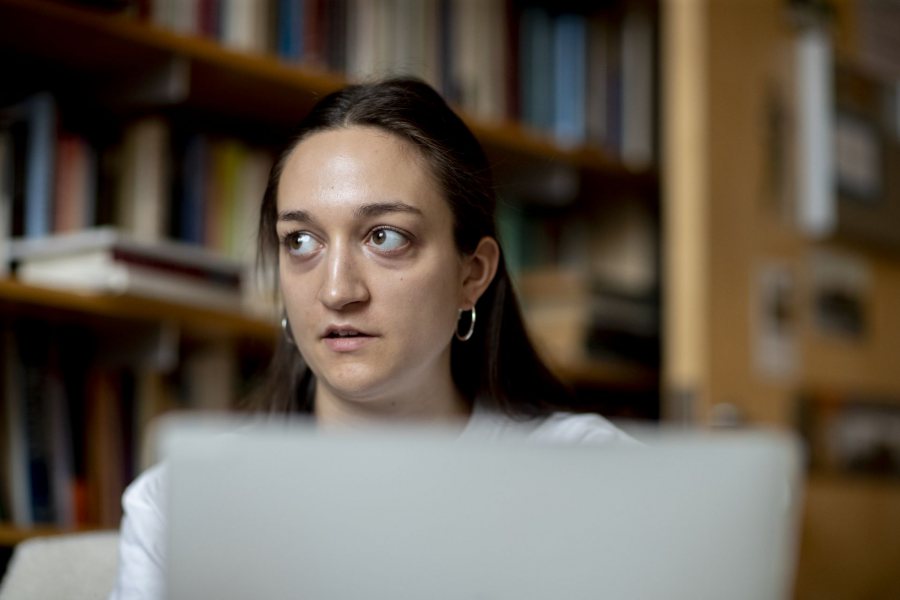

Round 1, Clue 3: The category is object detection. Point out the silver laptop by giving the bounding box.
[160,418,803,600]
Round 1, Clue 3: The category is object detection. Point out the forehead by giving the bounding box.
[276,126,446,216]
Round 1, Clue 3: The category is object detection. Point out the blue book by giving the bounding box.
[553,14,587,147]
[519,8,554,132]
[180,135,207,245]
[24,93,56,238]
[277,0,305,61]
[18,331,56,524]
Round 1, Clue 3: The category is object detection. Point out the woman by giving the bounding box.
[110,78,632,600]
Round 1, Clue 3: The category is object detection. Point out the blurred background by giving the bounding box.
[0,0,897,597]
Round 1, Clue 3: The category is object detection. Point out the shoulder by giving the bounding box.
[462,403,637,446]
[527,411,639,446]
[122,463,167,516]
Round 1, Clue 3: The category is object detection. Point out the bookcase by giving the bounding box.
[0,0,661,548]
[663,0,900,597]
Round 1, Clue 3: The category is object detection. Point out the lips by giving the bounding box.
[321,325,377,352]
[322,325,375,339]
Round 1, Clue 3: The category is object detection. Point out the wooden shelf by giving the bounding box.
[0,0,655,180]
[0,278,276,342]
[552,358,659,391]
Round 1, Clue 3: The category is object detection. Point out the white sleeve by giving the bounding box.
[108,465,167,600]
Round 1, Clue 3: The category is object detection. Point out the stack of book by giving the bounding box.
[0,93,274,303]
[9,227,244,310]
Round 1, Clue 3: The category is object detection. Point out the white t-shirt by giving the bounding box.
[108,406,634,600]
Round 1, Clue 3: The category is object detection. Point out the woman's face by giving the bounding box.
[276,126,472,409]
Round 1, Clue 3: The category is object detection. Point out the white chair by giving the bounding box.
[0,531,119,600]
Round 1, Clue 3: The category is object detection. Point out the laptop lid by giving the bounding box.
[160,418,802,600]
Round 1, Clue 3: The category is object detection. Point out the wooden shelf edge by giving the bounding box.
[0,278,277,341]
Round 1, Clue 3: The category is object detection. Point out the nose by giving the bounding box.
[317,241,370,311]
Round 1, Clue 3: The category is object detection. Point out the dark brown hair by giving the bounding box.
[252,77,571,418]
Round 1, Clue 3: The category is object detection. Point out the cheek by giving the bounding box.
[387,260,462,328]
[280,267,317,323]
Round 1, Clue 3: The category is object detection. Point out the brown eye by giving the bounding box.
[366,228,408,252]
[284,232,321,257]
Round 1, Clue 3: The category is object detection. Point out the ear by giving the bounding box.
[460,236,500,308]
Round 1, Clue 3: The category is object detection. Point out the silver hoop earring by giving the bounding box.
[281,315,296,346]
[455,307,476,342]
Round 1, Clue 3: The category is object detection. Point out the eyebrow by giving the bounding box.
[354,202,423,219]
[277,202,423,224]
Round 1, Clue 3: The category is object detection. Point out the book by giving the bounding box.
[10,227,244,310]
[586,15,610,150]
[277,0,305,62]
[23,93,57,239]
[53,132,98,234]
[519,7,554,133]
[116,117,171,243]
[2,329,32,527]
[0,129,13,276]
[17,328,58,525]
[85,367,126,527]
[620,5,654,168]
[178,134,208,245]
[553,13,588,147]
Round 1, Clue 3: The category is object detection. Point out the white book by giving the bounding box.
[223,0,257,52]
[170,0,200,35]
[117,118,170,243]
[10,227,244,310]
[794,25,835,237]
[346,0,372,79]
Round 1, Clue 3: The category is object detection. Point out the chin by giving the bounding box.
[316,365,396,402]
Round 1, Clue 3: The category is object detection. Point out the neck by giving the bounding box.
[314,373,472,432]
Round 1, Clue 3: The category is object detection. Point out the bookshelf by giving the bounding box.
[0,0,661,543]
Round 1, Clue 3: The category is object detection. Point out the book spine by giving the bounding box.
[553,14,587,147]
[117,118,171,243]
[3,330,32,527]
[620,5,654,168]
[0,130,12,276]
[180,135,207,245]
[53,132,96,234]
[277,0,304,61]
[18,331,56,524]
[85,367,125,527]
[24,93,56,239]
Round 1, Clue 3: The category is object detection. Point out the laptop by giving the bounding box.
[159,418,803,600]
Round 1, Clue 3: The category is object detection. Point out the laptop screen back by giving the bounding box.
[161,420,802,600]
